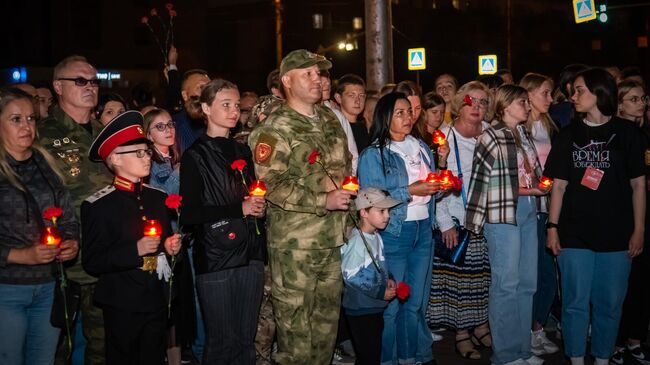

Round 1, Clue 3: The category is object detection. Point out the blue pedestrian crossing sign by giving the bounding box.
[478,55,497,75]
[408,48,426,71]
[573,0,597,24]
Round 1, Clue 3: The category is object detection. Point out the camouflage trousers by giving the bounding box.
[55,283,105,365]
[269,246,342,365]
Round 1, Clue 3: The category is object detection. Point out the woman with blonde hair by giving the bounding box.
[0,88,79,363]
[519,72,560,356]
[466,85,549,365]
[617,79,646,125]
[428,81,493,360]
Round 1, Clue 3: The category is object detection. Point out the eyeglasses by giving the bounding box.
[114,148,153,158]
[467,96,490,108]
[151,121,176,132]
[57,77,101,87]
[623,95,649,104]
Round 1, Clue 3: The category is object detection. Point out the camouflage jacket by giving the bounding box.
[248,104,352,250]
[38,106,113,284]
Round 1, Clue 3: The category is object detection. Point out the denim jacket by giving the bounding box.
[358,138,437,236]
[149,158,180,195]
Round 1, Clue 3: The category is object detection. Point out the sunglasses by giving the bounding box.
[114,148,153,158]
[151,121,176,132]
[57,77,101,87]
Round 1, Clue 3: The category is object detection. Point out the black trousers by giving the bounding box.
[102,306,166,365]
[196,260,264,365]
[346,311,384,365]
[616,247,650,346]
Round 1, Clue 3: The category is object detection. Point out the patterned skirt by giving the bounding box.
[426,233,491,330]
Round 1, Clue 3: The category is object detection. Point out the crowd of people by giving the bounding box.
[0,46,649,365]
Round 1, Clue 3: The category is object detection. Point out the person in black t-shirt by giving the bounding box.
[544,68,646,365]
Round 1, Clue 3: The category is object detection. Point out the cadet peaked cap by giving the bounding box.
[89,110,150,162]
[355,187,401,210]
[279,49,332,77]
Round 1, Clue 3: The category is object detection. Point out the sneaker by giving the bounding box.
[628,344,650,365]
[525,355,545,365]
[431,331,443,342]
[610,348,625,365]
[331,346,355,365]
[531,329,560,355]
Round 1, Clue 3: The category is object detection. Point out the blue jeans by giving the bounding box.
[484,196,538,365]
[380,218,434,365]
[0,281,60,365]
[558,249,631,359]
[532,212,558,325]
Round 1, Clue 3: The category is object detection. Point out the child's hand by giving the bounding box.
[384,279,397,300]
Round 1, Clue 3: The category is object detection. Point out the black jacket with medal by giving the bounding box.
[81,180,173,312]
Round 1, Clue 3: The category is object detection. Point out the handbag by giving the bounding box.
[433,128,472,265]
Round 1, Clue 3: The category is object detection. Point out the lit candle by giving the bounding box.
[41,226,62,246]
[432,130,446,145]
[143,220,162,237]
[440,170,454,189]
[342,176,360,192]
[249,180,268,197]
[426,172,440,183]
[539,176,553,189]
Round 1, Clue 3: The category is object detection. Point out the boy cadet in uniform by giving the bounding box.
[248,49,355,365]
[81,111,181,364]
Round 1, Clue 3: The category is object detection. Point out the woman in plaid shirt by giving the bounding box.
[465,85,550,365]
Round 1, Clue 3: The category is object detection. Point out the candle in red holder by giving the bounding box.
[41,226,62,246]
[538,176,553,189]
[440,170,454,188]
[143,220,162,237]
[249,180,267,197]
[342,176,360,192]
[426,172,440,183]
[432,130,446,145]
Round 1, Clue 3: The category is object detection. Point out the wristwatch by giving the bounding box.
[546,222,559,230]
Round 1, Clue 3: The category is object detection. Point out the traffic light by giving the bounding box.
[598,4,608,23]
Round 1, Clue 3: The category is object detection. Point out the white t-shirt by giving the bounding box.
[331,107,359,175]
[388,135,431,221]
[530,120,552,168]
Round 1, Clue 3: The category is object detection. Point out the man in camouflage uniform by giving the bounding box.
[39,55,112,365]
[249,49,355,365]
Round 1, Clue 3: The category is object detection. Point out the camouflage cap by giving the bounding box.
[279,49,332,77]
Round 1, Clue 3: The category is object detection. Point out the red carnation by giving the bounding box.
[140,16,149,24]
[150,8,158,16]
[231,159,247,172]
[396,282,411,301]
[463,94,473,107]
[169,9,177,17]
[452,176,463,191]
[43,207,63,221]
[166,3,174,10]
[165,194,182,210]
[308,149,319,165]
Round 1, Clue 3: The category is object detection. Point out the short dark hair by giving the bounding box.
[334,74,365,96]
[96,92,126,119]
[575,68,618,116]
[200,78,238,107]
[557,64,589,99]
[266,69,281,93]
[496,69,512,77]
[181,69,209,90]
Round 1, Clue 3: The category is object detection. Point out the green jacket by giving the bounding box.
[248,104,352,250]
[38,106,113,284]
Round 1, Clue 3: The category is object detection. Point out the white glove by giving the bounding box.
[156,252,172,282]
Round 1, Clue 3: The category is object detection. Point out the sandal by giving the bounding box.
[455,336,481,360]
[471,331,492,349]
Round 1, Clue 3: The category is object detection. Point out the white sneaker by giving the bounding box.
[526,355,545,365]
[531,329,559,355]
[431,331,443,342]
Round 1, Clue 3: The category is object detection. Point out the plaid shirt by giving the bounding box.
[465,121,519,234]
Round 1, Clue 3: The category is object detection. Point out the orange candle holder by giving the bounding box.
[41,226,62,246]
[440,169,454,189]
[249,180,268,197]
[538,176,553,189]
[143,220,162,237]
[426,172,440,183]
[342,176,360,192]
[432,130,446,145]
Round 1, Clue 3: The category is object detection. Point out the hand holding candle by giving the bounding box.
[41,226,62,246]
[249,180,267,197]
[143,220,162,237]
[342,176,360,192]
[432,130,446,145]
[538,176,553,190]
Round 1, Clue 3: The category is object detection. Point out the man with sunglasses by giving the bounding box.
[38,55,113,365]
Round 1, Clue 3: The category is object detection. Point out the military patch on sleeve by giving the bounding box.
[254,133,278,165]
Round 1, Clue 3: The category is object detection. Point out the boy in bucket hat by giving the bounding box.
[81,110,181,365]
